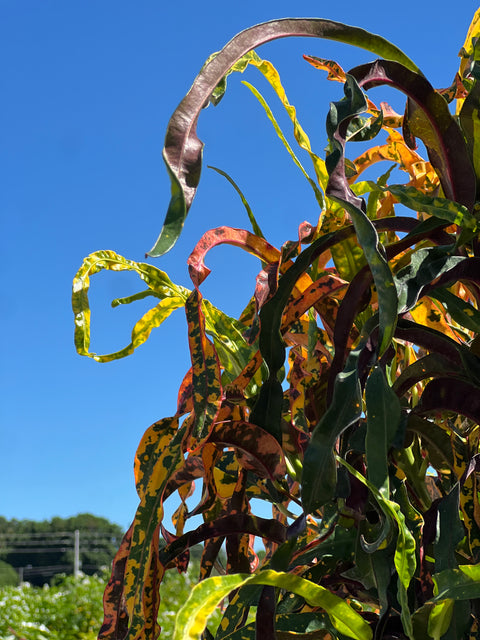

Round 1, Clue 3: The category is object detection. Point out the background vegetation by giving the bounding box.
[0,515,123,587]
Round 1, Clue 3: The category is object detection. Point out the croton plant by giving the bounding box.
[73,10,480,640]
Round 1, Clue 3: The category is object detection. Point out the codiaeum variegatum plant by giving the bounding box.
[73,9,480,640]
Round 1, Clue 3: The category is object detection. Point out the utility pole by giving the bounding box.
[73,529,80,577]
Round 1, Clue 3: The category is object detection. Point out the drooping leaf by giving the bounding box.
[388,184,478,230]
[173,569,373,640]
[159,514,286,567]
[208,421,286,481]
[433,563,480,601]
[337,458,416,635]
[149,19,420,257]
[349,60,476,211]
[98,525,132,640]
[72,250,189,362]
[325,74,398,355]
[415,377,480,425]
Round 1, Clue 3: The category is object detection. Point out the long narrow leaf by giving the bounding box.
[149,19,420,257]
[173,569,373,640]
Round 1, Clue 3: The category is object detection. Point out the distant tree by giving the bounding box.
[0,514,123,585]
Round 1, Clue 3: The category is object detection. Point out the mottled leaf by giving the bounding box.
[208,420,286,480]
[433,563,480,601]
[98,525,132,640]
[388,184,477,230]
[185,289,222,443]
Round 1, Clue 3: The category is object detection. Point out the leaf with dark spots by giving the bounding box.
[163,455,204,502]
[208,420,286,480]
[393,353,467,398]
[185,289,222,443]
[148,19,419,257]
[159,514,286,566]
[281,273,348,329]
[176,368,193,416]
[395,318,480,385]
[348,60,476,211]
[187,226,282,287]
[394,246,465,313]
[255,261,280,311]
[98,524,132,640]
[415,377,480,424]
[429,287,480,334]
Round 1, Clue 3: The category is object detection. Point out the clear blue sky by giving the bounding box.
[0,1,473,531]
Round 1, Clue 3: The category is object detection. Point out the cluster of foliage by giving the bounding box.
[0,515,123,586]
[0,555,208,640]
[73,10,480,640]
[0,572,107,640]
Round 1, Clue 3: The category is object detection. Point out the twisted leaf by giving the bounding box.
[149,19,419,257]
[173,569,373,640]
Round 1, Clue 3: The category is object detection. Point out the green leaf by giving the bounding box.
[173,569,373,640]
[325,74,398,355]
[429,287,480,333]
[208,165,265,238]
[428,599,454,640]
[388,185,477,231]
[394,246,464,313]
[241,80,325,208]
[336,457,416,627]
[435,483,464,573]
[365,366,402,498]
[302,361,363,513]
[433,563,480,601]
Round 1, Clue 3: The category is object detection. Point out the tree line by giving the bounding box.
[0,513,123,586]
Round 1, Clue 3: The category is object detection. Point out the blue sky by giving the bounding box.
[0,1,474,531]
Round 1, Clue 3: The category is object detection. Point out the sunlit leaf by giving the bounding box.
[72,250,189,362]
[173,569,373,640]
[185,289,223,443]
[149,19,419,257]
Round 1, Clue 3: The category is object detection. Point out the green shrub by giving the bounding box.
[0,561,18,588]
[0,573,106,640]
